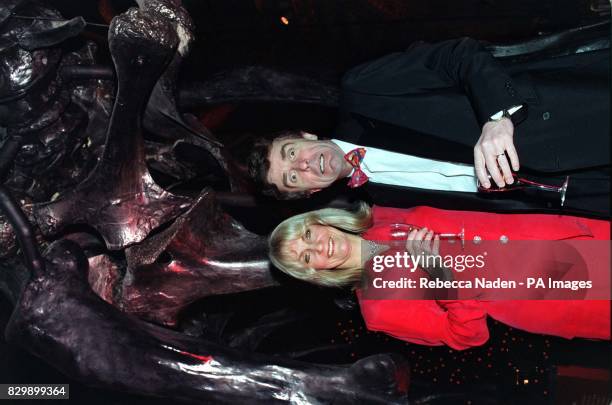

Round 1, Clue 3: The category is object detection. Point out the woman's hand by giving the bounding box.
[405,227,453,282]
[405,227,439,258]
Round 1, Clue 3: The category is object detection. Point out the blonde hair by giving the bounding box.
[268,202,373,287]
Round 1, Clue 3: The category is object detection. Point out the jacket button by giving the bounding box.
[542,112,551,120]
[473,235,482,245]
[500,235,509,244]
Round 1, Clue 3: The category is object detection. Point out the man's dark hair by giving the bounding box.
[247,131,311,200]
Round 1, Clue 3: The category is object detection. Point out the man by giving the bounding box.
[248,35,610,217]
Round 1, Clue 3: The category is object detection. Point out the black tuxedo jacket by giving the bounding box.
[335,37,610,217]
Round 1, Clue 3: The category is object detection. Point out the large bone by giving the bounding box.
[5,238,410,404]
[32,7,191,250]
[88,189,279,326]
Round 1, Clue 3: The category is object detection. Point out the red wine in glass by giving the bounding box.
[477,174,569,206]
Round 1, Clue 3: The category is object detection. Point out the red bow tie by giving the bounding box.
[344,148,368,188]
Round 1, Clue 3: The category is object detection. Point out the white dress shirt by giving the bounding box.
[332,139,478,192]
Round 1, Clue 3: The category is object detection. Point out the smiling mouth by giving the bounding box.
[328,236,334,257]
[319,154,324,175]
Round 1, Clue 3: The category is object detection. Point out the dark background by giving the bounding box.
[1,1,610,404]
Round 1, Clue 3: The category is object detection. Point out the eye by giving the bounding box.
[290,171,298,183]
[305,229,311,240]
[289,148,296,160]
[304,253,310,264]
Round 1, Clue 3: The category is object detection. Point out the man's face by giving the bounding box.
[267,133,350,193]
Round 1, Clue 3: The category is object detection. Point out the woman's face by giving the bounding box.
[285,225,353,270]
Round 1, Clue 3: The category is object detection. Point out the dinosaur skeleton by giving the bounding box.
[0,1,409,403]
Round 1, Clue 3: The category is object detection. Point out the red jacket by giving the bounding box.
[357,206,610,350]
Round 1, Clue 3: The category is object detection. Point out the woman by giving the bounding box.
[269,203,610,350]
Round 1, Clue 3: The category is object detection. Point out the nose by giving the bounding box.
[305,238,323,253]
[298,159,310,171]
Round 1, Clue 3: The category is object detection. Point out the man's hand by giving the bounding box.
[474,117,520,188]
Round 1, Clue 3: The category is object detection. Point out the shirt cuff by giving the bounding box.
[490,105,523,120]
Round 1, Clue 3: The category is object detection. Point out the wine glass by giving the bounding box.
[389,223,465,249]
[477,174,569,207]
